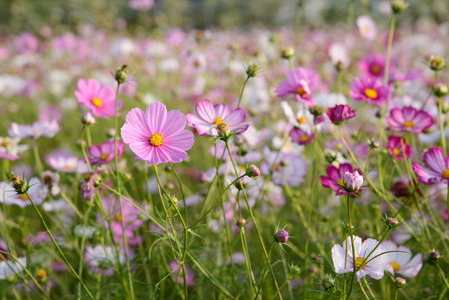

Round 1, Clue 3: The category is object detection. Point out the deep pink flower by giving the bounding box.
[275,67,320,106]
[350,77,391,106]
[75,79,121,119]
[387,136,410,160]
[412,147,449,185]
[186,99,249,137]
[121,102,194,165]
[320,163,359,195]
[327,105,356,125]
[289,128,314,145]
[386,106,433,134]
[88,140,124,165]
[358,54,386,79]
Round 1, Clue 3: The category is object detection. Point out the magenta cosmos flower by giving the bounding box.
[320,163,359,195]
[412,147,449,185]
[88,140,124,165]
[386,106,433,134]
[327,105,355,125]
[186,99,249,137]
[289,128,314,145]
[387,136,410,160]
[350,77,391,106]
[275,67,320,106]
[75,79,121,118]
[121,102,194,165]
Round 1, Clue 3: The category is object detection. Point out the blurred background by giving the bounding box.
[1,0,448,34]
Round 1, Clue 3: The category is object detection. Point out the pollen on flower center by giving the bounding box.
[337,178,344,187]
[274,163,280,171]
[390,262,400,272]
[370,65,381,74]
[149,133,164,147]
[213,117,223,125]
[393,148,400,156]
[99,154,109,161]
[65,164,74,170]
[403,121,414,128]
[91,97,103,107]
[364,88,378,99]
[299,136,309,142]
[296,87,306,97]
[115,214,122,222]
[19,194,29,201]
[1,141,8,147]
[355,257,366,269]
[297,116,306,124]
[442,169,449,179]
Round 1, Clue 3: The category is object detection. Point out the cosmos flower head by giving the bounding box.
[387,136,410,160]
[412,147,449,185]
[356,15,377,41]
[350,77,392,106]
[358,53,386,79]
[327,104,356,125]
[88,140,124,165]
[320,163,360,195]
[275,67,320,106]
[386,106,433,135]
[381,240,423,278]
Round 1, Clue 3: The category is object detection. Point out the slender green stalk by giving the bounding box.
[237,76,250,108]
[33,140,43,174]
[362,276,376,299]
[77,204,93,300]
[345,195,357,300]
[25,192,94,300]
[80,126,92,170]
[240,227,256,297]
[384,14,397,84]
[254,242,275,299]
[168,162,187,222]
[358,280,369,300]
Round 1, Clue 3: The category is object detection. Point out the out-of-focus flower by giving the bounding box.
[356,16,377,41]
[386,106,433,135]
[387,136,410,160]
[289,127,314,145]
[329,43,350,69]
[275,67,320,106]
[358,54,386,79]
[350,77,391,106]
[8,121,60,139]
[382,241,422,278]
[75,79,121,119]
[128,0,154,10]
[45,150,88,174]
[121,102,194,165]
[169,261,195,286]
[0,257,27,280]
[88,140,124,165]
[84,245,127,277]
[412,147,449,185]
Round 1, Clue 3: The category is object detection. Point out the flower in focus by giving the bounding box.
[75,79,121,119]
[331,236,389,281]
[88,140,124,165]
[169,261,195,286]
[121,102,194,165]
[289,127,314,145]
[327,105,355,125]
[412,147,449,185]
[320,163,359,195]
[343,171,364,194]
[275,67,320,106]
[275,230,289,243]
[350,77,392,106]
[84,245,127,277]
[356,15,377,41]
[381,240,423,278]
[186,99,249,137]
[387,136,410,160]
[386,106,433,135]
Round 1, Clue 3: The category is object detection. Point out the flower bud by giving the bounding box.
[280,159,288,167]
[164,165,173,172]
[9,175,29,195]
[275,229,289,243]
[386,217,399,228]
[434,83,448,98]
[236,217,246,228]
[217,122,231,139]
[289,265,301,276]
[395,277,406,288]
[428,249,440,264]
[310,104,324,116]
[429,56,445,71]
[166,182,175,190]
[281,46,295,59]
[391,0,408,14]
[343,171,363,193]
[115,65,128,84]
[234,136,244,146]
[368,139,379,149]
[107,128,116,138]
[324,149,337,164]
[171,195,179,205]
[234,177,248,190]
[247,164,261,178]
[82,111,96,125]
[246,62,258,78]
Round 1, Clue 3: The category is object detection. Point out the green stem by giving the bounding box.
[384,14,397,84]
[358,280,369,300]
[240,227,256,297]
[254,242,275,299]
[80,127,92,170]
[77,205,93,300]
[438,98,447,153]
[33,140,43,174]
[346,195,357,300]
[237,76,250,108]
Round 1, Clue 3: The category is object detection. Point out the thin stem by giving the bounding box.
[240,228,256,297]
[384,14,397,84]
[80,127,92,170]
[346,195,357,300]
[168,162,187,223]
[77,205,93,300]
[358,280,370,300]
[438,98,447,153]
[33,140,43,174]
[362,276,376,299]
[254,242,275,299]
[237,76,250,108]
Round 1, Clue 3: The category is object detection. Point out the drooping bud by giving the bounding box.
[115,65,129,84]
[82,111,96,125]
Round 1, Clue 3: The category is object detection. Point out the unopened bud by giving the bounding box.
[386,217,399,228]
[217,122,231,139]
[369,139,380,149]
[395,277,406,287]
[247,164,261,178]
[236,217,246,228]
[324,149,337,164]
[234,136,244,146]
[391,0,408,14]
[429,57,445,71]
[275,229,289,243]
[246,62,258,78]
[82,111,96,125]
[115,65,128,84]
[234,177,248,190]
[171,195,179,205]
[281,47,295,59]
[310,104,324,116]
[429,249,440,262]
[434,83,448,98]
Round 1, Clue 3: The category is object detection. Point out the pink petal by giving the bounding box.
[423,147,446,173]
[145,102,167,133]
[195,99,216,123]
[160,110,186,139]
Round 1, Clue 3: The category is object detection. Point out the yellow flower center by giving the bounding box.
[274,164,280,171]
[91,97,103,107]
[296,87,306,97]
[193,60,200,68]
[149,133,163,147]
[355,257,366,269]
[1,141,9,147]
[213,117,223,125]
[370,65,381,74]
[337,178,344,187]
[65,164,74,170]
[393,148,400,156]
[403,121,414,128]
[297,116,306,124]
[442,169,449,179]
[115,214,122,222]
[362,26,370,34]
[36,269,47,280]
[99,154,109,161]
[390,262,400,272]
[299,136,309,142]
[19,194,29,201]
[364,88,378,99]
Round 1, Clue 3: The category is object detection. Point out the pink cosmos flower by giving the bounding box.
[387,136,410,160]
[381,241,422,278]
[356,15,377,41]
[350,77,392,106]
[75,79,121,118]
[320,163,359,195]
[332,236,389,281]
[275,67,320,106]
[8,120,60,139]
[88,140,124,165]
[289,128,314,145]
[386,106,433,134]
[343,171,364,193]
[186,99,249,137]
[121,102,194,165]
[327,105,355,125]
[412,147,449,185]
[358,53,386,79]
[128,0,154,10]
[169,261,195,286]
[46,150,88,173]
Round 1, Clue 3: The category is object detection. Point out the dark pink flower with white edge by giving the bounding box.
[327,105,356,125]
[320,163,359,195]
[75,79,121,119]
[412,147,449,185]
[275,67,320,106]
[386,106,433,135]
[289,127,314,145]
[387,136,410,160]
[186,99,249,137]
[121,102,194,165]
[350,77,391,106]
[381,240,422,278]
[88,140,124,165]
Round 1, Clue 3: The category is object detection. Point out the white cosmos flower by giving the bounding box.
[382,240,423,278]
[0,257,26,280]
